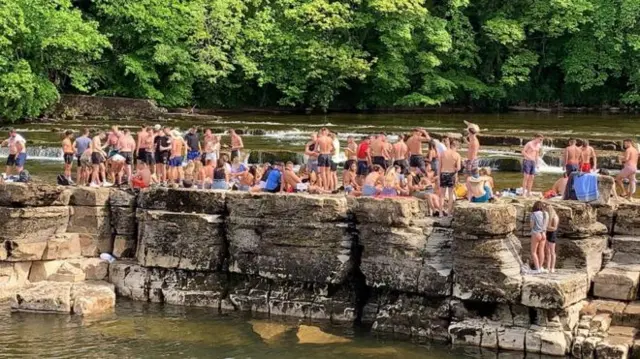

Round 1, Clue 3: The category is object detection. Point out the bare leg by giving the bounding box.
[91,165,100,185]
[629,179,637,198]
[522,175,528,196]
[530,235,540,270]
[538,235,546,270]
[528,175,535,195]
[439,188,447,217]
[448,188,455,215]
[547,242,556,272]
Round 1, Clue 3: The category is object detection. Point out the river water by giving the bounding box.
[3,112,639,190]
[0,300,525,359]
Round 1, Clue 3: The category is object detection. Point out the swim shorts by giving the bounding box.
[169,156,183,167]
[546,231,557,243]
[580,163,592,173]
[120,151,133,165]
[91,152,105,165]
[465,158,479,175]
[522,159,536,175]
[393,159,409,174]
[63,153,74,165]
[565,163,578,175]
[409,155,426,174]
[440,172,456,188]
[357,160,369,176]
[372,156,387,169]
[318,154,331,168]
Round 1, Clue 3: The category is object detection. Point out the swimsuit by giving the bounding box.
[439,172,456,188]
[380,187,397,196]
[566,163,579,175]
[580,163,592,172]
[393,159,409,174]
[620,165,637,182]
[465,158,479,175]
[318,154,331,168]
[546,230,557,243]
[362,184,376,197]
[522,159,536,175]
[471,185,492,203]
[372,156,387,169]
[409,155,426,173]
[357,160,369,176]
[63,153,74,165]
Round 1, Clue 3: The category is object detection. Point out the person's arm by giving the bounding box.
[238,136,244,149]
[366,148,371,166]
[563,148,568,166]
[592,148,597,170]
[420,129,431,142]
[136,134,142,155]
[0,139,7,147]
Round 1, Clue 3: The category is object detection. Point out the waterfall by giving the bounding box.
[0,146,63,161]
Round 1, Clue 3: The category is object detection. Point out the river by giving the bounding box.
[0,300,528,359]
[3,112,639,191]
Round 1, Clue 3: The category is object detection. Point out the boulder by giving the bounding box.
[113,235,136,258]
[452,203,517,239]
[109,189,136,207]
[615,203,640,236]
[498,326,527,351]
[521,270,589,309]
[42,233,82,260]
[228,192,348,222]
[583,336,603,359]
[591,299,627,317]
[137,187,226,214]
[160,270,226,308]
[547,201,604,238]
[0,262,31,298]
[4,240,47,261]
[227,217,351,284]
[11,281,73,313]
[78,233,102,257]
[593,266,640,301]
[617,302,640,328]
[596,202,617,233]
[68,187,111,206]
[452,235,523,302]
[28,260,64,282]
[556,236,607,279]
[49,262,86,282]
[349,197,424,226]
[66,258,109,280]
[136,210,225,271]
[110,207,136,235]
[108,261,150,301]
[0,183,70,206]
[596,175,615,205]
[67,206,112,253]
[612,236,640,256]
[595,336,632,359]
[0,206,69,242]
[71,281,116,315]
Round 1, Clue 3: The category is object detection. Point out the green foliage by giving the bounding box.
[4,0,640,120]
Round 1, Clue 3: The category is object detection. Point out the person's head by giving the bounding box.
[147,126,154,134]
[221,154,229,163]
[163,127,171,135]
[8,128,16,137]
[403,134,409,142]
[450,140,459,149]
[532,201,544,212]
[232,156,241,165]
[569,138,576,146]
[582,139,589,147]
[123,129,131,136]
[624,139,633,149]
[229,128,236,135]
[137,161,148,171]
[64,130,73,138]
[285,161,294,170]
[216,159,225,168]
[563,172,568,178]
[379,132,386,141]
[321,127,328,136]
[275,162,284,170]
[329,132,336,140]
[479,167,491,176]
[443,136,451,147]
[189,126,197,134]
[83,128,90,136]
[310,133,317,141]
[249,165,257,177]
[347,135,354,144]
[205,128,212,135]
[111,125,119,133]
[468,126,477,135]
[372,165,383,174]
[153,124,162,132]
[412,128,420,136]
[98,131,106,140]
[309,171,318,184]
[349,161,357,172]
[534,133,544,144]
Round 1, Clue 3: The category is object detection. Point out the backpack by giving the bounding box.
[18,170,31,183]
[57,174,70,186]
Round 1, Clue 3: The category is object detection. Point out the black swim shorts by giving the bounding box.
[409,155,426,174]
[63,153,74,165]
[440,172,456,188]
[372,156,387,170]
[546,231,557,243]
[318,154,331,168]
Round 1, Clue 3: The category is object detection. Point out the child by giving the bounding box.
[530,201,547,274]
[545,205,559,273]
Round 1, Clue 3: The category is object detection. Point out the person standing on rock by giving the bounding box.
[406,128,431,174]
[463,121,480,176]
[438,140,461,217]
[202,128,219,166]
[305,133,319,175]
[184,126,201,163]
[530,201,547,274]
[356,136,371,184]
[563,138,580,175]
[392,135,409,174]
[370,132,388,170]
[521,134,544,197]
[90,131,109,187]
[168,130,186,184]
[1,129,27,177]
[61,130,75,183]
[329,132,340,191]
[118,129,136,185]
[73,128,91,185]
[579,139,597,173]
[154,127,172,184]
[316,128,334,190]
[229,129,244,161]
[343,135,357,186]
[545,205,559,274]
[616,139,639,199]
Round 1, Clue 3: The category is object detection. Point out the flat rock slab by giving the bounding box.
[11,281,115,315]
[452,203,517,238]
[0,183,70,206]
[71,281,116,315]
[137,187,226,214]
[556,236,606,280]
[611,236,640,256]
[68,187,111,207]
[228,192,348,222]
[109,189,136,207]
[521,270,588,309]
[0,206,69,242]
[593,266,640,301]
[615,203,640,236]
[615,302,640,328]
[595,335,632,359]
[349,196,428,227]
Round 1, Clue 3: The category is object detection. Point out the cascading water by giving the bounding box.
[0,146,63,161]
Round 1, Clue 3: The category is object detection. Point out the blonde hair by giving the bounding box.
[479,167,492,176]
[384,168,396,187]
[193,160,203,174]
[184,161,195,178]
[309,171,318,185]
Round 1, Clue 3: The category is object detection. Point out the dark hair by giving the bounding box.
[123,129,130,134]
[372,165,381,172]
[64,130,73,136]
[285,161,293,166]
[532,201,544,212]
[624,138,633,143]
[582,139,589,146]
[535,133,544,139]
[83,128,90,135]
[249,166,257,177]
[183,179,193,188]
[569,138,576,144]
[468,127,477,135]
[216,159,225,169]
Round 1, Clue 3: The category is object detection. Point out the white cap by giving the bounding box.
[153,124,162,131]
[464,120,481,134]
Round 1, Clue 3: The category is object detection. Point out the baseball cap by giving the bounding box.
[153,124,162,131]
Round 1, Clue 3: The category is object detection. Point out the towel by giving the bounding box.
[563,172,577,200]
[574,173,599,202]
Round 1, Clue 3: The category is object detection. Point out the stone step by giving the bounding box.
[611,236,640,256]
[11,280,115,315]
[593,263,640,301]
[521,269,589,310]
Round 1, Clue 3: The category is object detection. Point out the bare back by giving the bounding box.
[580,146,595,165]
[370,139,383,157]
[625,146,639,168]
[440,149,461,173]
[406,135,423,156]
[467,135,479,160]
[393,142,408,160]
[231,134,243,149]
[565,145,580,165]
[316,135,333,154]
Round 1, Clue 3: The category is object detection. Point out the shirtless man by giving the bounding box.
[154,127,172,183]
[343,161,360,196]
[106,126,120,157]
[439,140,461,217]
[551,174,568,197]
[521,134,544,197]
[132,162,152,189]
[202,129,219,165]
[1,129,27,176]
[169,130,186,184]
[370,132,388,170]
[616,139,639,199]
[466,175,492,203]
[464,121,480,176]
[382,135,393,169]
[316,128,334,190]
[406,128,431,174]
[136,125,149,165]
[579,139,597,173]
[61,130,75,182]
[343,136,358,185]
[283,162,303,191]
[563,139,580,175]
[362,165,384,197]
[90,131,108,187]
[392,135,409,174]
[118,129,136,184]
[229,129,244,161]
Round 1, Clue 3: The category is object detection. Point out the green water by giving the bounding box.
[0,300,533,359]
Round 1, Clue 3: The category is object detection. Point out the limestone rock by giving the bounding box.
[612,236,640,256]
[113,235,135,258]
[616,302,640,328]
[453,235,523,303]
[67,206,112,253]
[163,289,221,308]
[227,216,351,284]
[350,197,424,226]
[0,183,70,206]
[548,201,601,238]
[596,202,617,232]
[109,189,136,207]
[593,266,640,301]
[137,210,225,271]
[521,270,589,309]
[498,326,527,351]
[250,320,292,342]
[66,258,109,280]
[0,206,69,242]
[595,336,632,359]
[69,187,110,206]
[228,191,348,222]
[78,233,100,257]
[296,325,351,344]
[591,299,627,317]
[71,281,116,315]
[265,281,354,322]
[615,203,640,236]
[137,187,226,214]
[4,240,47,261]
[556,236,607,280]
[49,262,86,282]
[11,281,73,313]
[42,233,81,260]
[525,325,569,356]
[448,319,483,346]
[608,326,638,338]
[583,336,603,359]
[0,262,31,299]
[108,261,150,301]
[29,260,64,282]
[452,203,517,239]
[110,207,136,235]
[223,275,270,314]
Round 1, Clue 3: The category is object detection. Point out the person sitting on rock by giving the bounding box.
[466,174,492,203]
[544,173,568,199]
[343,161,361,196]
[282,162,302,192]
[408,170,441,216]
[212,159,230,190]
[132,162,152,189]
[380,167,399,197]
[238,165,257,191]
[362,165,384,197]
